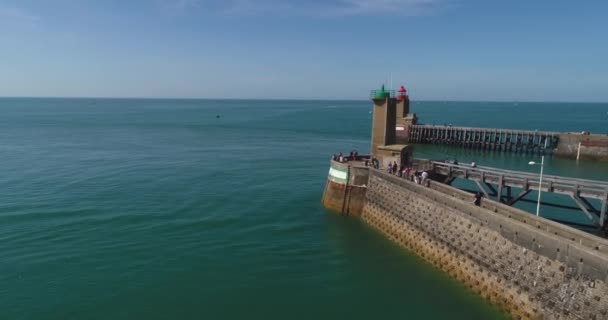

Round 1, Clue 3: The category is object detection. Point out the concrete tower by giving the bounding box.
[370,86,416,168]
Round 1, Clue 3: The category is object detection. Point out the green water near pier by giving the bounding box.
[2,98,607,319]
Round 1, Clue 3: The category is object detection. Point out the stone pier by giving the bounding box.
[322,166,608,319]
[320,87,608,318]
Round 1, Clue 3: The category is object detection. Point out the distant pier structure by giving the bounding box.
[371,88,608,160]
[409,125,559,155]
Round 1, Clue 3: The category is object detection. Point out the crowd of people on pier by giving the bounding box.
[385,161,483,205]
[331,150,359,163]
[382,160,430,185]
[330,151,485,206]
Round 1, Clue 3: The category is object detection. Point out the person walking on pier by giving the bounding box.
[421,171,429,186]
[413,171,421,184]
[392,162,398,175]
[372,157,379,169]
[474,192,483,206]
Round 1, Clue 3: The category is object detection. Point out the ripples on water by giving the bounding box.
[3,98,606,319]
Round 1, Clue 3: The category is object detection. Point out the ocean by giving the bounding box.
[1,98,607,319]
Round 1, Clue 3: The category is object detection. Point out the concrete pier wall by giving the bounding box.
[360,170,608,319]
[428,181,608,254]
[557,133,608,161]
[321,160,369,216]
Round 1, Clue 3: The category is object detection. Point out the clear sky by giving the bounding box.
[1,0,607,101]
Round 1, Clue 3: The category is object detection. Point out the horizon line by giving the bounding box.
[0,96,607,104]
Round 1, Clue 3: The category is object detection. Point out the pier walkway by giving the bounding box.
[430,161,608,227]
[409,125,560,155]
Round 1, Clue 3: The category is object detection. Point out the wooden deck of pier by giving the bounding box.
[430,161,608,227]
[409,125,560,154]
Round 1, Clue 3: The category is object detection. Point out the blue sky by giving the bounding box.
[1,0,607,101]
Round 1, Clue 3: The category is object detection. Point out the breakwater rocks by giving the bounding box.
[350,170,608,319]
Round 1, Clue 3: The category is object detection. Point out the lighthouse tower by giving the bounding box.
[369,85,417,168]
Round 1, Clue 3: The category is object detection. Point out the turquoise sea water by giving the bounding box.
[1,98,607,319]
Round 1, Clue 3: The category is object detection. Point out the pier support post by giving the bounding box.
[580,197,599,214]
[507,189,531,206]
[601,193,607,228]
[484,182,498,196]
[497,175,504,203]
[570,194,601,226]
[475,180,489,198]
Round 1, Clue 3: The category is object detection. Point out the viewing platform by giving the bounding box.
[430,161,608,228]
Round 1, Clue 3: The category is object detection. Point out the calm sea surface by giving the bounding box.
[1,98,607,319]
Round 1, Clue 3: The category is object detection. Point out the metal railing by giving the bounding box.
[411,124,560,136]
[430,161,608,199]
